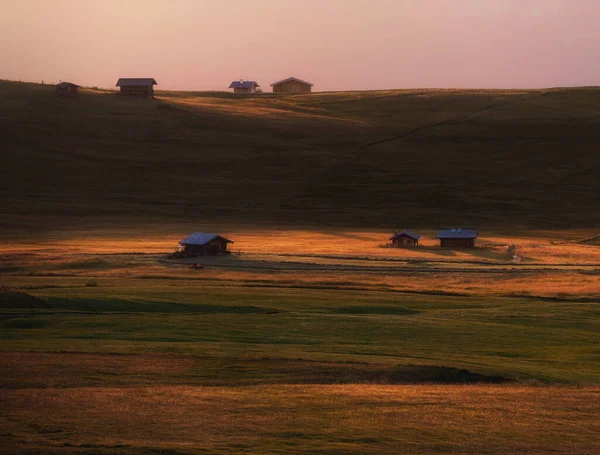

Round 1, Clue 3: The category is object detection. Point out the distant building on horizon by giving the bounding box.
[229,80,260,94]
[116,78,157,98]
[56,82,80,97]
[389,230,421,247]
[436,228,478,248]
[271,77,313,94]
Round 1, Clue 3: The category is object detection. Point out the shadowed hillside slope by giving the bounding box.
[1,80,599,229]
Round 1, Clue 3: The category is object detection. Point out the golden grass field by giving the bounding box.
[2,384,599,455]
[1,227,599,453]
[3,226,598,261]
[2,227,598,300]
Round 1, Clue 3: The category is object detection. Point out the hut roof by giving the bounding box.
[229,80,260,89]
[56,82,80,88]
[179,233,233,246]
[389,230,421,241]
[436,228,478,239]
[116,78,157,87]
[270,77,313,87]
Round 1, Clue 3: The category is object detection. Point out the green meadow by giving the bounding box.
[2,282,600,384]
[1,266,600,454]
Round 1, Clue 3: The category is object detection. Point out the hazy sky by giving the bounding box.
[1,0,599,91]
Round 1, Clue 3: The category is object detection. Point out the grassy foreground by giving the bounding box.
[1,229,599,453]
[2,385,599,455]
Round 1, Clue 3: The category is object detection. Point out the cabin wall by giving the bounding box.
[182,239,230,256]
[439,238,475,248]
[120,86,153,98]
[234,87,254,93]
[57,86,78,97]
[392,237,417,247]
[273,81,312,93]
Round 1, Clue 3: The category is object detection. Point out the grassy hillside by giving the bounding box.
[1,80,599,229]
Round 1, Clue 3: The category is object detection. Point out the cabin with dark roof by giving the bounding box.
[56,82,80,97]
[389,230,421,247]
[271,77,313,94]
[176,233,233,257]
[116,78,157,98]
[229,80,260,94]
[436,228,478,248]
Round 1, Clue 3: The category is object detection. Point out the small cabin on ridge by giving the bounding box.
[436,228,478,248]
[56,82,80,97]
[271,77,313,94]
[229,80,260,93]
[116,78,157,97]
[389,230,421,247]
[177,233,233,257]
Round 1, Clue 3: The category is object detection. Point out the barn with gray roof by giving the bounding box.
[389,230,421,247]
[436,228,478,248]
[229,80,260,93]
[56,82,80,97]
[116,78,157,98]
[177,233,233,256]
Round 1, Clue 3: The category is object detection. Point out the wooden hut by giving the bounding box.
[271,77,313,94]
[436,228,478,248]
[116,78,157,98]
[389,230,421,247]
[177,233,233,257]
[229,80,260,93]
[56,82,80,97]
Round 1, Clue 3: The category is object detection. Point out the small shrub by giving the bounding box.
[85,280,98,287]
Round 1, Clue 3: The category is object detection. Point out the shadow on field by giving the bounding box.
[0,288,49,309]
[0,289,281,315]
[0,352,512,388]
[463,247,511,262]
[255,359,512,385]
[415,246,457,257]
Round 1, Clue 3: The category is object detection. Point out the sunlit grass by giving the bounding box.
[2,227,598,261]
[160,95,363,124]
[2,228,598,301]
[1,385,599,454]
[1,228,599,453]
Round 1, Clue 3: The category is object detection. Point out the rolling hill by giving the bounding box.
[1,80,599,230]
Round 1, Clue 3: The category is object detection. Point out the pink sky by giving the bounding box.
[1,0,598,91]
